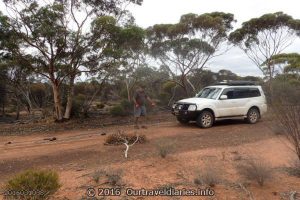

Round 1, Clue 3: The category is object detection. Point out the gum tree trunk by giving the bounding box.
[52,82,63,121]
[64,76,75,120]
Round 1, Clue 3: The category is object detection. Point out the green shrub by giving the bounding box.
[4,169,60,200]
[70,94,86,118]
[110,105,126,116]
[158,92,170,106]
[109,99,133,116]
[120,99,132,112]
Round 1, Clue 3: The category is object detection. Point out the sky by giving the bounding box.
[128,0,300,77]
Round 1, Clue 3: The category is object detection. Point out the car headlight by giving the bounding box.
[172,103,176,109]
[188,104,197,111]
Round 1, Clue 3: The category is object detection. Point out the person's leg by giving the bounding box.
[140,106,148,129]
[134,106,142,129]
[134,116,139,128]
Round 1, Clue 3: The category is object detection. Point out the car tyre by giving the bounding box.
[246,108,260,124]
[196,111,214,128]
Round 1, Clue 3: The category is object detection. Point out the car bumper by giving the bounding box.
[172,109,199,120]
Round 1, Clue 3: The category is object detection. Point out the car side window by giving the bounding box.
[221,88,234,99]
[248,88,261,97]
[234,88,249,99]
[221,87,261,99]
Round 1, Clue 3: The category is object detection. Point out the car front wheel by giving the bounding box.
[246,108,260,124]
[196,111,214,128]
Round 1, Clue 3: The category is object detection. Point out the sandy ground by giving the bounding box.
[0,119,300,200]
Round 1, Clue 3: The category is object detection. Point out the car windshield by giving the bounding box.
[196,87,222,99]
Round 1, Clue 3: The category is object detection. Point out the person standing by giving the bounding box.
[133,86,155,129]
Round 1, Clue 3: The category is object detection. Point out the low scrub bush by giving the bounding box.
[286,159,300,178]
[110,99,133,116]
[237,157,272,186]
[70,94,85,118]
[107,172,122,186]
[4,169,60,200]
[120,99,132,112]
[155,139,176,158]
[110,105,126,116]
[91,170,122,186]
[269,82,300,162]
[105,132,147,145]
[194,166,221,187]
[92,170,106,184]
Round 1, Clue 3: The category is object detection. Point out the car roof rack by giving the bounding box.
[214,80,256,86]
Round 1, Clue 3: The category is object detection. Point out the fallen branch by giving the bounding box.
[117,131,139,158]
[290,191,297,200]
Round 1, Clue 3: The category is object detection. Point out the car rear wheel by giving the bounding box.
[246,108,260,124]
[177,117,189,124]
[196,111,214,128]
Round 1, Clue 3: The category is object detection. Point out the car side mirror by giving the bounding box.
[220,95,228,100]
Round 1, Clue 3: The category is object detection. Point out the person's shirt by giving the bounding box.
[134,90,148,106]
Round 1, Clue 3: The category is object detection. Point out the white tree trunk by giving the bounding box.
[52,83,63,121]
[64,77,75,120]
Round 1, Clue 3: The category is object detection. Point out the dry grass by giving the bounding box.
[286,159,300,178]
[194,165,221,187]
[155,139,177,158]
[267,83,300,162]
[237,157,273,187]
[90,169,122,187]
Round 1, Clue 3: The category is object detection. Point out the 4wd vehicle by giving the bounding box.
[172,81,267,128]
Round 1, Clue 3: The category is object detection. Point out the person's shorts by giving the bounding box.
[134,106,147,117]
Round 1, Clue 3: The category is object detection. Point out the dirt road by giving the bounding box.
[0,119,299,199]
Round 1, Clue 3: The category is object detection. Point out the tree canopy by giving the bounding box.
[147,12,235,96]
[2,0,143,121]
[229,12,300,76]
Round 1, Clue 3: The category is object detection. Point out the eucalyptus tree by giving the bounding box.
[229,12,300,95]
[267,53,300,87]
[147,12,235,96]
[3,0,143,121]
[112,25,146,101]
[0,12,12,116]
[0,67,7,116]
[268,53,300,75]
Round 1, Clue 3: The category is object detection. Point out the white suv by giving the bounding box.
[172,81,267,128]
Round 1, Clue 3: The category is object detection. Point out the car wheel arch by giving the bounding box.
[248,106,260,115]
[200,108,215,120]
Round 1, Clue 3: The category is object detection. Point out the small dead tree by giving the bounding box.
[116,130,139,159]
[272,104,300,161]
